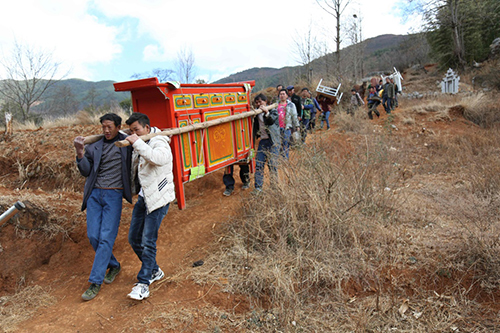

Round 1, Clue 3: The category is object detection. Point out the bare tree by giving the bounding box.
[292,22,318,85]
[347,13,364,80]
[48,85,79,116]
[84,84,99,114]
[0,41,63,121]
[131,68,175,82]
[176,47,196,83]
[315,0,353,76]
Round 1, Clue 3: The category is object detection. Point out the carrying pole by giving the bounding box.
[82,103,278,147]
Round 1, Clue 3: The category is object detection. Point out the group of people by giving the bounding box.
[222,84,336,196]
[366,77,398,119]
[74,112,174,302]
[75,78,399,302]
[75,87,339,301]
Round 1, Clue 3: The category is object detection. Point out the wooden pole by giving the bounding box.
[82,129,130,145]
[82,103,277,147]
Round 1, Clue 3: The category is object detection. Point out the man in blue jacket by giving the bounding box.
[73,113,132,301]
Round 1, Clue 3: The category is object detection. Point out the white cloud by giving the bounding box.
[0,0,122,80]
[0,0,417,81]
[143,44,163,62]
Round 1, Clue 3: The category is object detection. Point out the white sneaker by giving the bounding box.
[150,267,165,284]
[127,283,149,300]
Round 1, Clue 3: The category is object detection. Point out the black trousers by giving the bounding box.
[223,164,250,190]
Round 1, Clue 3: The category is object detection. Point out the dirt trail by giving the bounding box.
[2,167,249,332]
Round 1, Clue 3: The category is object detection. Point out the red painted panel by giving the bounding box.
[114,78,255,210]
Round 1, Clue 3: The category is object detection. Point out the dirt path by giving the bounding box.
[11,170,250,332]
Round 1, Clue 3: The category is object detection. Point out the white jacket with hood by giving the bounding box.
[131,127,175,213]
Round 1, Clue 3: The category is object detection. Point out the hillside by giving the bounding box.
[215,33,426,90]
[0,78,130,122]
[1,65,499,331]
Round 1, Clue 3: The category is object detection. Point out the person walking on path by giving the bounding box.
[382,77,395,113]
[73,113,132,301]
[253,93,280,192]
[318,95,334,130]
[349,88,365,115]
[124,112,176,301]
[309,95,322,131]
[277,88,300,159]
[367,87,381,119]
[300,88,314,142]
[222,164,250,196]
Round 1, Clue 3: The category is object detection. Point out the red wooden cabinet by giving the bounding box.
[114,78,255,209]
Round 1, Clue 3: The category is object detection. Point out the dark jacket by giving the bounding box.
[291,94,303,119]
[76,132,132,211]
[253,108,281,147]
[383,82,395,98]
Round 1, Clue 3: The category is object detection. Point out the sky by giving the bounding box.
[0,0,422,83]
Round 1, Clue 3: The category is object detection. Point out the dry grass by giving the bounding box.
[0,194,83,240]
[333,106,370,133]
[0,285,55,332]
[461,92,500,127]
[402,91,500,128]
[472,60,500,91]
[12,107,129,130]
[189,102,500,331]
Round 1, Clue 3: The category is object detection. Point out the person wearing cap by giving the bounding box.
[277,88,300,159]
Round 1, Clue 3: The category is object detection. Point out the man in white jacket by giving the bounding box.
[124,112,176,300]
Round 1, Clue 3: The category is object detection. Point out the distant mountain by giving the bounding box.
[15,78,132,118]
[214,33,429,91]
[47,78,130,108]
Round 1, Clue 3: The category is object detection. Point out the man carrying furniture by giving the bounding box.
[124,112,175,301]
[73,113,132,301]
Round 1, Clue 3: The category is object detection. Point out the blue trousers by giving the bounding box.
[280,128,291,160]
[255,138,279,189]
[86,188,123,285]
[129,195,169,285]
[382,95,392,113]
[320,111,331,129]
